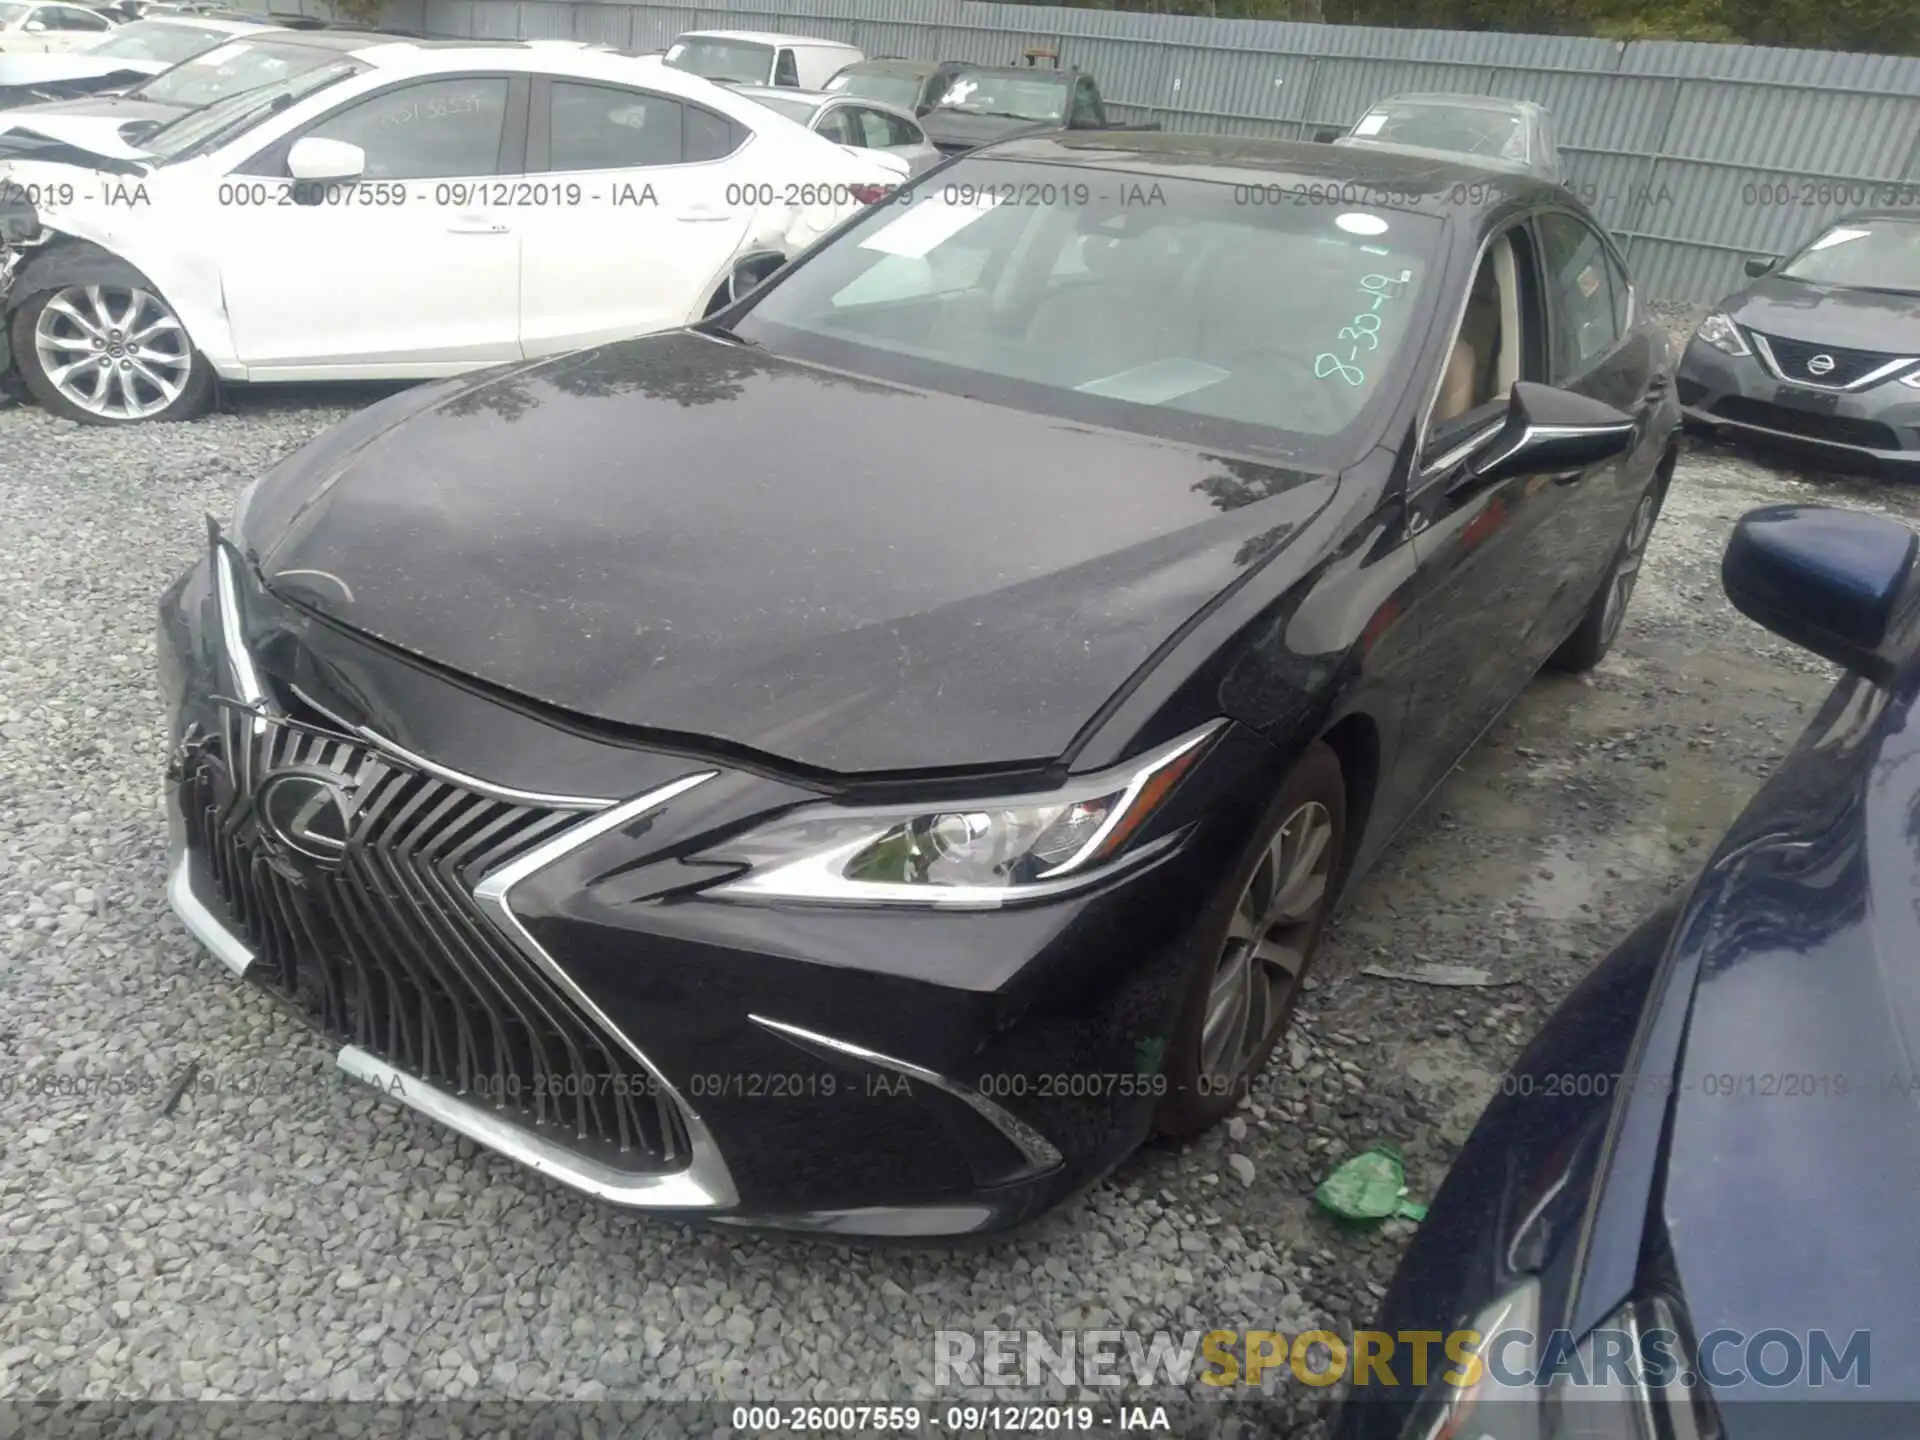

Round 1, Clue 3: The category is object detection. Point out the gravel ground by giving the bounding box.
[3,344,1918,1432]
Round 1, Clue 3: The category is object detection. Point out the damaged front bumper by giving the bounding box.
[0,182,41,373]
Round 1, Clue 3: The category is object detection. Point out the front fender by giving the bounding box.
[1,203,235,374]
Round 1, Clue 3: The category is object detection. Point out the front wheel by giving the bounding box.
[11,281,210,425]
[1156,742,1347,1137]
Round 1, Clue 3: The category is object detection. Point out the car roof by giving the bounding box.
[1367,91,1545,116]
[976,131,1558,215]
[734,84,918,119]
[676,30,857,48]
[351,37,627,67]
[126,14,277,30]
[1829,209,1920,226]
[734,84,830,104]
[834,57,955,76]
[963,64,1079,80]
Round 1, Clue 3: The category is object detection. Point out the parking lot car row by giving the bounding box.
[2,21,1917,1430]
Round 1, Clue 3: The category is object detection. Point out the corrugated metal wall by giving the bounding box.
[373,0,1920,302]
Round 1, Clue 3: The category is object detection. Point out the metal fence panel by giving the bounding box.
[375,0,1920,302]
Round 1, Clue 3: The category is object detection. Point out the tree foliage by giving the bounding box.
[1024,0,1916,55]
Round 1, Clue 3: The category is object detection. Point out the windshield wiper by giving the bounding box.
[948,108,1051,121]
[696,320,760,348]
[1844,283,1920,297]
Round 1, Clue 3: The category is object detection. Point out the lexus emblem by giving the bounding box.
[256,769,358,867]
[1806,353,1837,376]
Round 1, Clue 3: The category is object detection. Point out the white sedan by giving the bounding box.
[0,1,116,55]
[0,38,899,423]
[0,16,277,106]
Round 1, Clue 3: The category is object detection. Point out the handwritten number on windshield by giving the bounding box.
[1315,271,1410,388]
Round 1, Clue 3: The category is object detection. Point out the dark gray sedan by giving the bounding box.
[1333,92,1563,185]
[1677,211,1920,473]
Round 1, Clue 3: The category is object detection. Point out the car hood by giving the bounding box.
[1656,678,1920,1410]
[1724,273,1920,354]
[0,54,167,87]
[0,106,157,166]
[919,109,1052,149]
[238,330,1339,776]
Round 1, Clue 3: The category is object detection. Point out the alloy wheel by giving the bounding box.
[33,284,192,422]
[1599,491,1658,647]
[1199,800,1335,1087]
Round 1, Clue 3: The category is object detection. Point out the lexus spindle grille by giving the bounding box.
[181,718,690,1172]
[1755,332,1910,389]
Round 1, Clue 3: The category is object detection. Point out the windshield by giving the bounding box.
[140,56,358,162]
[1780,218,1920,293]
[88,20,228,63]
[825,69,921,109]
[933,73,1066,123]
[662,37,771,85]
[748,91,819,125]
[730,160,1440,457]
[131,37,346,109]
[1351,101,1528,163]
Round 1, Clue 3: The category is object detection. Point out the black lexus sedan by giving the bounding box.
[158,133,1680,1237]
[1336,502,1920,1439]
[1677,210,1920,473]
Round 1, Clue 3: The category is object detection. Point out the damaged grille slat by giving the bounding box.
[181,727,686,1173]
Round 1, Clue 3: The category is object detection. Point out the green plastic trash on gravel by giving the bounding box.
[1314,1144,1428,1223]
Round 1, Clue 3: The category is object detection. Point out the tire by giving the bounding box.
[1546,454,1675,674]
[11,280,211,425]
[1155,741,1347,1138]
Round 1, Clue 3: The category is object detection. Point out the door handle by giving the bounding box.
[676,207,733,223]
[447,215,510,235]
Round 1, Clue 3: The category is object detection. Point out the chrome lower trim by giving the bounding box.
[749,1014,1065,1175]
[165,849,255,978]
[336,1046,724,1208]
[711,1203,999,1237]
[472,771,738,1209]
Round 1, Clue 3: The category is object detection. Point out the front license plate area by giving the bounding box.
[1774,383,1839,414]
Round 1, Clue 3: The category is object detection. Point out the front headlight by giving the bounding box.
[1694,312,1749,357]
[1400,1287,1703,1440]
[702,721,1223,908]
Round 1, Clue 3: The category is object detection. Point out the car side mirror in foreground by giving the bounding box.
[1462,380,1637,488]
[1744,254,1777,278]
[1723,505,1919,685]
[287,136,365,183]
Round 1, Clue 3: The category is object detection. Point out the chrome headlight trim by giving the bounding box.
[1695,312,1750,358]
[703,720,1224,909]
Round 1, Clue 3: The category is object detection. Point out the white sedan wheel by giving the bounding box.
[32,282,195,422]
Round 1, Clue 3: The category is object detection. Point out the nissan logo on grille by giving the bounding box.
[256,769,358,867]
[1806,353,1837,376]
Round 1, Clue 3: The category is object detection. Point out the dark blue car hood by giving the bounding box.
[1656,671,1920,1410]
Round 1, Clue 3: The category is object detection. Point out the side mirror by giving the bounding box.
[1312,126,1343,143]
[1743,254,1777,278]
[1460,381,1637,488]
[1722,505,1918,685]
[727,251,787,304]
[23,18,45,30]
[287,136,365,182]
